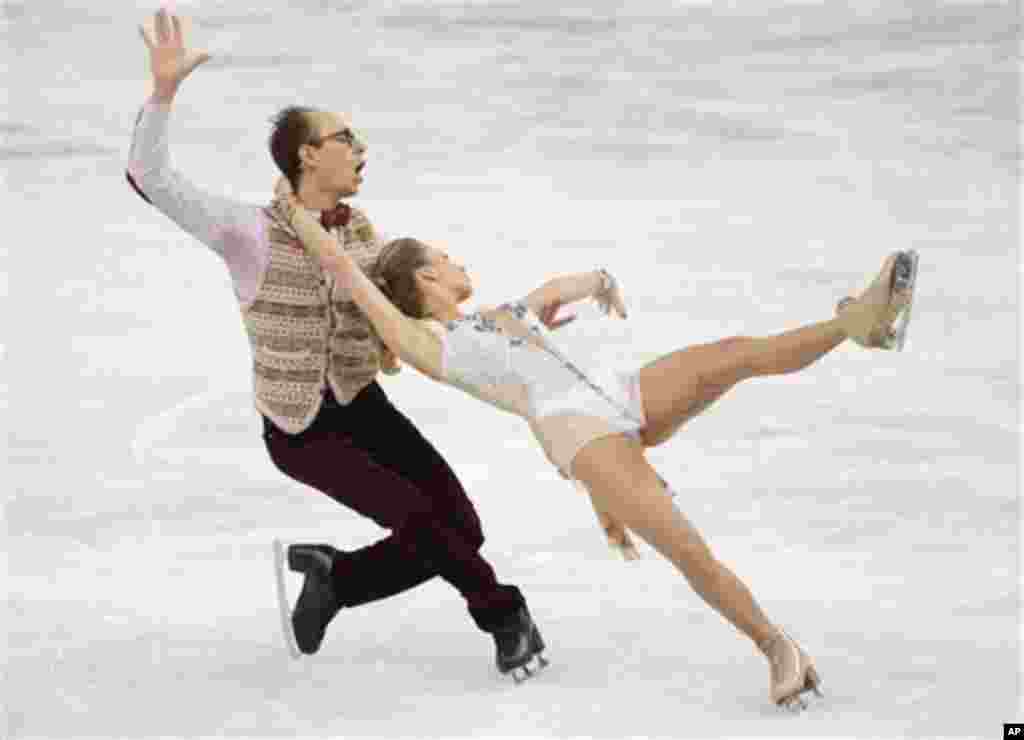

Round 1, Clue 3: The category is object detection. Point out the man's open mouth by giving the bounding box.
[355,162,366,175]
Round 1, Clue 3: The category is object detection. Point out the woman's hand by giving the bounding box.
[275,191,361,292]
[380,345,402,375]
[275,191,303,231]
[597,510,640,561]
[537,300,577,331]
[138,8,210,102]
[594,269,627,319]
[274,176,293,199]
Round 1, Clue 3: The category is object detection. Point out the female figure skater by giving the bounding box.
[274,192,917,711]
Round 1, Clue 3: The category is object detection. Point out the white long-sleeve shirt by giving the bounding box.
[126,99,409,389]
[126,100,304,306]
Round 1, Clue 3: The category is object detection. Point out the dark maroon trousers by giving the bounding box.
[262,381,525,633]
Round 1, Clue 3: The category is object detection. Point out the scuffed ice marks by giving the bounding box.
[745,3,1016,53]
[0,122,117,161]
[0,122,33,135]
[1,0,26,21]
[0,143,118,160]
[662,107,799,144]
[189,0,368,29]
[374,3,619,34]
[201,53,318,70]
[448,13,618,35]
[1,2,113,26]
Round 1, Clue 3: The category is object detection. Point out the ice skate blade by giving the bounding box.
[776,673,824,714]
[273,539,302,660]
[509,653,549,684]
[777,690,815,714]
[883,249,919,352]
[779,695,807,713]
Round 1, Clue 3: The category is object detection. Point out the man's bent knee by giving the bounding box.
[464,528,485,552]
[392,505,486,561]
[391,509,445,564]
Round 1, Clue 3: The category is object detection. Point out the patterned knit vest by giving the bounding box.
[242,199,386,434]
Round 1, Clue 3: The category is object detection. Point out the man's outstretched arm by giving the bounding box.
[127,9,267,301]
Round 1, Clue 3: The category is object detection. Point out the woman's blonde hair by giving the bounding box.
[372,238,432,318]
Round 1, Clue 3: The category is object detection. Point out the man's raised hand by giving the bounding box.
[139,8,210,101]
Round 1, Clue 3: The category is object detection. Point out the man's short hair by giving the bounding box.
[268,106,322,194]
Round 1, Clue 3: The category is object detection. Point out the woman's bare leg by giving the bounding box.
[572,434,821,707]
[638,318,847,447]
[571,434,779,647]
[639,252,912,447]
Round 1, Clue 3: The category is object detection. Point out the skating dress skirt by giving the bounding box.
[433,300,647,478]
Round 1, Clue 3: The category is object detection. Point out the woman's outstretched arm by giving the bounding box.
[523,269,627,321]
[279,196,444,380]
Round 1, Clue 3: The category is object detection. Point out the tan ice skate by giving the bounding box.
[758,629,823,712]
[836,250,919,350]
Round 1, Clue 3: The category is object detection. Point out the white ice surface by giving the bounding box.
[4,1,1019,738]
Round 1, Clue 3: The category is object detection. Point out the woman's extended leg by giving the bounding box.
[638,318,847,446]
[639,253,911,447]
[572,434,778,646]
[571,433,819,707]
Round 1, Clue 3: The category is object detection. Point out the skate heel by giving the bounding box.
[287,544,334,574]
[529,624,549,668]
[886,249,919,351]
[890,250,917,293]
[805,665,824,698]
[287,547,316,573]
[529,624,546,653]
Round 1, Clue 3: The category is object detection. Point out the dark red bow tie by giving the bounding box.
[320,202,351,231]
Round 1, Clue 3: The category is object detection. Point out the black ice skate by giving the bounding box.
[272,539,342,658]
[492,607,549,684]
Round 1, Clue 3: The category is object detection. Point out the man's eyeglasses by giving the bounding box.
[309,128,357,148]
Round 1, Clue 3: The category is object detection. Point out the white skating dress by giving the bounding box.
[431,300,647,478]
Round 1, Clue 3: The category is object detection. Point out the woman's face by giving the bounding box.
[420,245,473,303]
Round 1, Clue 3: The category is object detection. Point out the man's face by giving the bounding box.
[301,112,367,197]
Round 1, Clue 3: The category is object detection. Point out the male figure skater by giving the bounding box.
[127,8,546,681]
